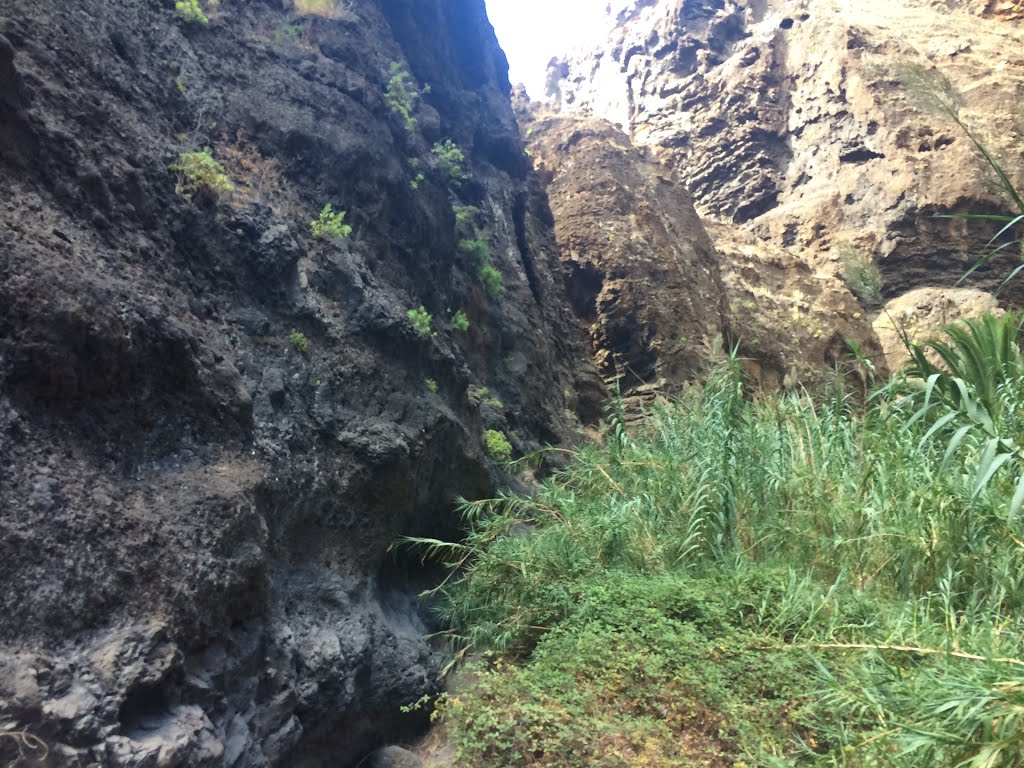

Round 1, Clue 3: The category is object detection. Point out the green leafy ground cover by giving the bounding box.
[407,321,1024,767]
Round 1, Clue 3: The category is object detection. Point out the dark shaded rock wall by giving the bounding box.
[0,1,602,765]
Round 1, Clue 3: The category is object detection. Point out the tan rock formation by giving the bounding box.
[711,222,886,388]
[550,0,1024,302]
[524,111,728,395]
[873,287,1003,372]
[521,103,885,394]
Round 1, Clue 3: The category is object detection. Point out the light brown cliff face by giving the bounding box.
[523,110,727,395]
[550,0,1024,304]
[521,102,885,393]
[710,222,885,388]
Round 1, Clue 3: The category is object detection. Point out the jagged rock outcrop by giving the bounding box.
[550,0,1024,304]
[0,1,603,766]
[710,222,885,387]
[520,104,883,394]
[522,110,728,395]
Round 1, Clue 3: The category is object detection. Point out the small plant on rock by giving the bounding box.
[453,204,480,228]
[175,0,209,25]
[432,139,469,184]
[480,265,504,299]
[451,310,470,332]
[407,306,436,337]
[289,331,309,353]
[483,429,513,462]
[459,237,491,270]
[425,378,439,393]
[310,204,352,240]
[170,148,234,200]
[386,62,418,134]
[838,242,883,308]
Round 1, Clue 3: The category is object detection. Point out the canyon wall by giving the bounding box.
[540,0,1023,381]
[0,1,602,765]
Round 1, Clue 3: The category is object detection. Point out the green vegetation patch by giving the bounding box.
[479,264,504,299]
[838,242,883,308]
[451,310,470,332]
[288,330,309,353]
[482,429,512,462]
[459,237,504,300]
[170,148,234,199]
[386,61,419,134]
[406,329,1024,768]
[310,203,352,240]
[407,306,436,337]
[175,0,209,25]
[432,139,469,184]
[445,574,816,768]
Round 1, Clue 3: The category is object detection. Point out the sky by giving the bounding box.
[484,0,612,99]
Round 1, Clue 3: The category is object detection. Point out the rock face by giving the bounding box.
[521,102,884,392]
[522,109,728,395]
[711,222,885,388]
[550,0,1024,303]
[0,1,602,766]
[873,287,1002,373]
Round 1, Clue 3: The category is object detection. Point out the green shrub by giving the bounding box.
[425,378,439,393]
[453,204,481,228]
[386,62,418,134]
[444,574,812,768]
[479,265,504,299]
[432,139,469,184]
[407,306,436,337]
[482,429,512,462]
[170,148,234,199]
[288,330,309,353]
[451,310,470,332]
[310,204,352,240]
[175,0,208,25]
[458,237,491,270]
[838,242,883,307]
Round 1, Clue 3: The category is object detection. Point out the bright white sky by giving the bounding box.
[485,0,612,98]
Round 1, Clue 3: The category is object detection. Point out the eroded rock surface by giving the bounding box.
[711,223,885,388]
[873,287,1003,373]
[550,0,1024,302]
[522,110,727,396]
[0,1,602,765]
[521,102,883,393]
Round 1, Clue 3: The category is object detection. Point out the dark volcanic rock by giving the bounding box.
[0,1,602,766]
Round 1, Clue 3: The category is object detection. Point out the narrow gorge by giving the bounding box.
[0,0,1022,766]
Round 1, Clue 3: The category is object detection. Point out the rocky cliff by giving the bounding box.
[0,1,603,765]
[539,0,1023,383]
[521,110,728,395]
[522,103,886,393]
